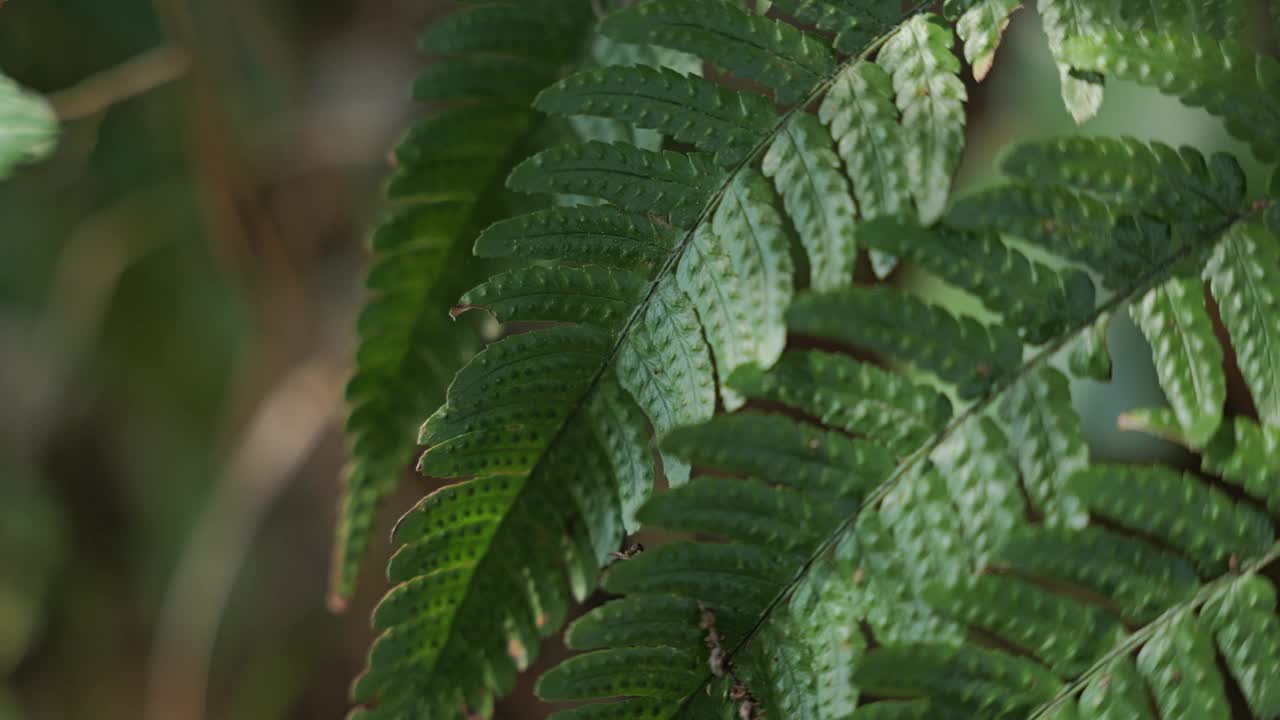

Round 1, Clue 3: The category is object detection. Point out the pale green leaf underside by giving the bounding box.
[1129,275,1226,447]
[0,72,57,180]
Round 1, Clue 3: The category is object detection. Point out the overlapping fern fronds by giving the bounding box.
[537,11,1280,720]
[348,0,1280,717]
[330,0,600,604]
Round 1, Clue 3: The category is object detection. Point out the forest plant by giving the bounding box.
[345,0,1280,718]
[0,72,57,180]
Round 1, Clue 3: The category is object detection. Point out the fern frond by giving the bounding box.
[678,171,793,409]
[353,1,985,709]
[1037,0,1107,122]
[727,351,953,455]
[954,0,1020,82]
[601,0,836,105]
[508,142,723,227]
[536,65,777,166]
[616,276,717,487]
[1204,218,1280,426]
[998,135,1246,223]
[819,60,910,277]
[790,287,1023,399]
[420,2,589,61]
[352,0,1280,715]
[538,115,1272,716]
[770,0,899,52]
[877,13,968,223]
[474,205,677,269]
[455,265,649,328]
[1129,276,1226,447]
[1064,29,1280,161]
[1117,0,1247,37]
[859,217,1094,343]
[332,1,597,604]
[1203,416,1280,517]
[1068,310,1113,380]
[762,115,858,291]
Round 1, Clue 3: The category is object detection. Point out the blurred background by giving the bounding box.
[0,1,1273,719]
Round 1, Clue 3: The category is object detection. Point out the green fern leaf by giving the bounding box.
[678,171,793,409]
[660,413,891,500]
[1063,29,1280,161]
[1037,0,1107,122]
[1137,609,1232,718]
[956,0,1021,81]
[877,13,968,223]
[508,142,723,227]
[1204,219,1280,427]
[0,71,58,179]
[1077,657,1156,719]
[819,62,906,224]
[820,60,910,278]
[535,65,777,166]
[1130,276,1226,447]
[616,276,716,487]
[999,136,1246,222]
[789,287,1023,399]
[922,574,1122,676]
[333,2,600,603]
[859,217,1095,343]
[727,350,953,455]
[1200,575,1280,717]
[603,542,790,610]
[1068,464,1274,576]
[473,205,677,270]
[351,3,1280,716]
[1119,0,1247,37]
[640,475,834,553]
[455,265,649,329]
[601,0,836,105]
[769,0,900,52]
[1203,416,1280,517]
[947,185,1168,290]
[762,115,858,291]
[536,646,704,702]
[564,595,719,651]
[1068,310,1113,381]
[995,366,1090,527]
[853,644,1062,716]
[998,526,1198,623]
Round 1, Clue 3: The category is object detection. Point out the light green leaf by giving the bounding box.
[601,0,836,105]
[877,13,968,223]
[956,0,1021,82]
[678,170,793,409]
[1129,276,1226,447]
[762,114,857,292]
[1064,30,1280,161]
[820,61,909,278]
[0,72,57,180]
[536,64,776,166]
[616,277,716,486]
[1136,610,1232,719]
[1037,0,1108,123]
[1204,219,1280,427]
